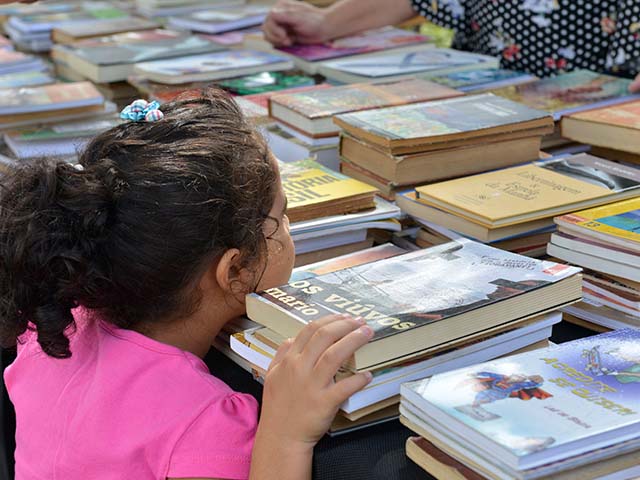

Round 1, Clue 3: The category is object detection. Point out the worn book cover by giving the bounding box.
[423,68,535,91]
[555,198,640,245]
[67,29,223,65]
[334,93,551,142]
[278,27,430,62]
[402,329,640,469]
[320,48,496,78]
[0,81,103,114]
[416,154,640,226]
[241,84,330,109]
[271,79,461,119]
[565,100,640,129]
[248,239,579,342]
[52,16,159,40]
[490,70,633,119]
[279,158,377,214]
[218,71,316,95]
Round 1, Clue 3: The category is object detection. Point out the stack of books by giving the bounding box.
[548,198,640,331]
[245,26,435,75]
[561,99,640,165]
[278,158,401,262]
[267,78,461,171]
[397,154,640,252]
[0,48,49,76]
[0,82,117,160]
[227,239,581,434]
[5,3,130,52]
[401,329,640,480]
[335,93,554,200]
[167,4,269,34]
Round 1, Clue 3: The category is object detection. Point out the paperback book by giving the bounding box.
[246,239,581,370]
[218,71,316,95]
[168,5,269,34]
[489,70,635,121]
[401,329,640,475]
[422,68,536,92]
[0,82,103,115]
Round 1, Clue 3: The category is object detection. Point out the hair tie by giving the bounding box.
[120,99,164,122]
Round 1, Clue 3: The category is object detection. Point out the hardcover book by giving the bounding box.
[318,48,499,83]
[0,82,103,115]
[246,239,581,370]
[270,79,462,137]
[401,329,640,473]
[218,71,316,95]
[277,27,431,62]
[279,158,377,223]
[333,93,554,154]
[415,154,640,228]
[489,70,635,121]
[133,50,294,84]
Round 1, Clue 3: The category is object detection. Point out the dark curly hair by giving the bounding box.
[0,89,278,359]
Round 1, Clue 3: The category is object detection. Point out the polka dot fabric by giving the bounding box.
[412,0,640,78]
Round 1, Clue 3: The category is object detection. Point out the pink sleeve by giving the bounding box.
[167,392,259,480]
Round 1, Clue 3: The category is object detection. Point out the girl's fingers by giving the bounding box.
[289,314,351,354]
[301,318,367,371]
[313,324,373,379]
[269,337,293,371]
[330,372,374,406]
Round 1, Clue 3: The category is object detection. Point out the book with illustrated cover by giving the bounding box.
[7,7,128,33]
[218,71,316,95]
[318,48,499,83]
[279,158,377,223]
[561,100,640,155]
[4,116,121,141]
[270,79,462,137]
[555,198,640,250]
[0,71,53,88]
[241,84,330,110]
[333,93,553,154]
[278,27,431,63]
[423,68,536,92]
[133,50,294,84]
[246,239,581,370]
[415,154,640,228]
[401,329,640,474]
[168,5,269,34]
[489,70,635,121]
[0,82,103,115]
[51,17,159,43]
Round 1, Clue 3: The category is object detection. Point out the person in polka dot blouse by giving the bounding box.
[263,0,640,92]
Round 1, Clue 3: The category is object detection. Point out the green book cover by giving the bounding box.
[218,72,315,95]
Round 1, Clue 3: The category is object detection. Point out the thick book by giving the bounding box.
[561,100,640,155]
[167,5,269,34]
[333,93,554,155]
[279,158,377,223]
[51,16,159,44]
[489,70,635,121]
[246,239,582,371]
[133,49,294,85]
[401,329,640,475]
[218,71,316,95]
[56,29,225,83]
[318,48,499,84]
[422,68,537,92]
[270,79,462,137]
[415,154,640,228]
[0,82,103,116]
[554,198,640,252]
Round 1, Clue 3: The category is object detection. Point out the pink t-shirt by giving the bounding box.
[4,310,258,480]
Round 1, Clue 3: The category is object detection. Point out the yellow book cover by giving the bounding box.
[555,197,640,244]
[279,158,377,211]
[415,154,640,227]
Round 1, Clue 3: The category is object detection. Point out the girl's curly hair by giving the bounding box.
[0,88,277,358]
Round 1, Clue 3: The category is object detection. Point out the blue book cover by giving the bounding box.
[423,68,535,92]
[402,329,640,470]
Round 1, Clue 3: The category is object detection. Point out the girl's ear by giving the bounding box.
[213,248,252,297]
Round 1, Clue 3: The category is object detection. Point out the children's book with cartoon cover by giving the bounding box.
[277,27,430,62]
[489,70,634,120]
[401,329,640,471]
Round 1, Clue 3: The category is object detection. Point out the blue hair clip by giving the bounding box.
[120,99,164,122]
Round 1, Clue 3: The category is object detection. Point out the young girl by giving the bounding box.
[0,90,373,479]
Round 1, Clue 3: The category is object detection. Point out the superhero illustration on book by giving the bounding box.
[455,371,552,421]
[583,344,640,383]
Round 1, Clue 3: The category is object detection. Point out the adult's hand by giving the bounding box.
[262,0,331,47]
[630,73,640,93]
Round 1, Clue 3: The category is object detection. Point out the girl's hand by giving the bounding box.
[262,0,331,47]
[257,314,373,449]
